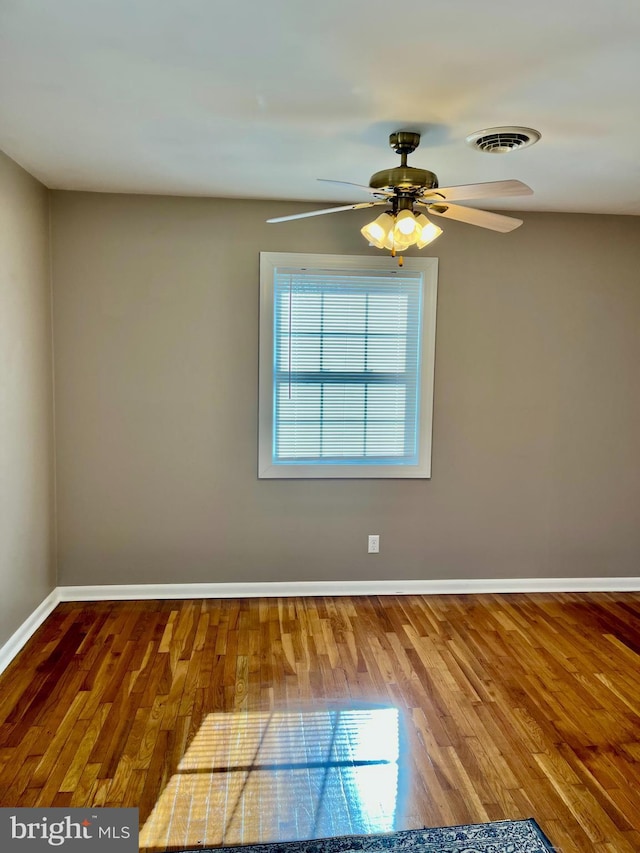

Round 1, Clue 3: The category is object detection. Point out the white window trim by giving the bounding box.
[258,252,438,479]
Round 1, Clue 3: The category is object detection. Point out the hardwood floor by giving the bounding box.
[1,593,640,852]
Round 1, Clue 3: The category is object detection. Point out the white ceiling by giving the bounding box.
[2,0,640,215]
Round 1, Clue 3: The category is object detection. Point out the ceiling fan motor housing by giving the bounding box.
[369,166,439,193]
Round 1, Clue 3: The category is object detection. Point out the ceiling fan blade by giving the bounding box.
[317,179,392,196]
[421,179,533,203]
[419,202,523,233]
[267,201,385,224]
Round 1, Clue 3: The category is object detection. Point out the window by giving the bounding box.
[258,253,438,478]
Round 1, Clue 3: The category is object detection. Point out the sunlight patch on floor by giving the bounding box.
[140,706,402,849]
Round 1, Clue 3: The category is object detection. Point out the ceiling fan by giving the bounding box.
[267,131,533,261]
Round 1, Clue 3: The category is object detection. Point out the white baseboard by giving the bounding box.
[0,588,61,676]
[4,578,639,676]
[57,576,640,602]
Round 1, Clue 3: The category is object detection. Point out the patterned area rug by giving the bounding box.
[177,821,556,853]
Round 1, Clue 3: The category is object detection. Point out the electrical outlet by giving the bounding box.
[368,534,380,554]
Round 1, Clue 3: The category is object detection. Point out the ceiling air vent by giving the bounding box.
[466,126,541,154]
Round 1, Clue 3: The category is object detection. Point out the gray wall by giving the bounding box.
[51,191,640,586]
[0,152,56,645]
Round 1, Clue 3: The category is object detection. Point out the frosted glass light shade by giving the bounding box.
[361,213,394,249]
[395,210,418,236]
[415,214,443,248]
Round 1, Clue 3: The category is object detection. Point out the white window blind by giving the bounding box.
[273,269,423,465]
[259,253,438,479]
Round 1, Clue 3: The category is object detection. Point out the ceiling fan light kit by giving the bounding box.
[360,210,442,253]
[267,130,534,263]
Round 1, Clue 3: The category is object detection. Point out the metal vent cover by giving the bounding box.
[466,126,541,154]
